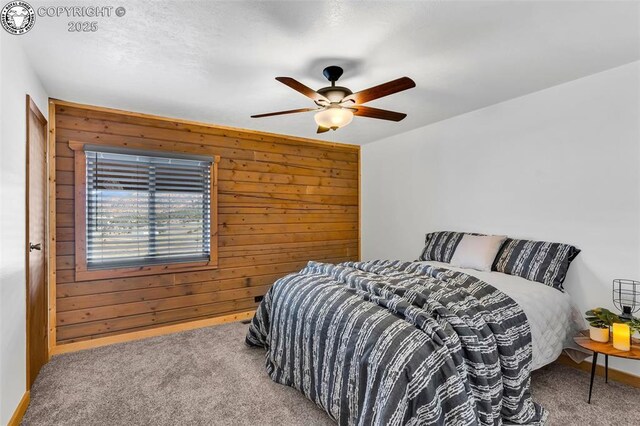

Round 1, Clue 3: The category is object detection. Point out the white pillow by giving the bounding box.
[449,234,507,271]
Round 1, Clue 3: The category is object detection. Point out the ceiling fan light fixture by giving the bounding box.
[314,107,353,130]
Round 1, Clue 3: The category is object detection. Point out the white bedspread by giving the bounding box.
[418,261,586,370]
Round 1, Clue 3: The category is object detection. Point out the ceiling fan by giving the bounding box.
[251,66,416,133]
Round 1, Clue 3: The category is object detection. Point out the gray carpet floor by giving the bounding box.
[22,322,639,425]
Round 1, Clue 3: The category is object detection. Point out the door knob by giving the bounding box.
[29,242,42,252]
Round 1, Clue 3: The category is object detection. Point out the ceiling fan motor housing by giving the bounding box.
[319,66,352,103]
[317,86,353,103]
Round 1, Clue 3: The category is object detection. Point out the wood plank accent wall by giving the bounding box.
[50,100,360,345]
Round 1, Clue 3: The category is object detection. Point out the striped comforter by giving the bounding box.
[246,260,547,425]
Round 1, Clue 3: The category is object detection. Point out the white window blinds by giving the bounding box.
[85,148,212,269]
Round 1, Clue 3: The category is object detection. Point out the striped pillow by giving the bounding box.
[492,239,580,291]
[419,231,470,263]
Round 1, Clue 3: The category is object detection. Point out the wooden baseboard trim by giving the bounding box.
[50,310,255,356]
[556,354,640,388]
[7,391,30,426]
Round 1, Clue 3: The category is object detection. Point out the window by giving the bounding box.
[71,142,218,280]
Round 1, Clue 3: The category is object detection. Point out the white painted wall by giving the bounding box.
[0,34,48,424]
[362,61,640,375]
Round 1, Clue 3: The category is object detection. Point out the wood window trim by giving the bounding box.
[69,140,219,281]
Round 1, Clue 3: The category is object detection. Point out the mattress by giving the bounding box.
[418,261,586,370]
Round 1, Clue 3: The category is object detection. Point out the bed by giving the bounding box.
[246,258,584,425]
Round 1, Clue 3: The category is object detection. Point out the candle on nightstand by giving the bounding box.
[612,323,631,351]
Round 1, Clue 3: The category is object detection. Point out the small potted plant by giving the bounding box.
[585,308,619,342]
[628,317,640,337]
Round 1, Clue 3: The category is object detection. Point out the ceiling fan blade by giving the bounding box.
[251,107,320,118]
[276,77,329,103]
[317,126,331,134]
[345,77,415,104]
[352,105,407,122]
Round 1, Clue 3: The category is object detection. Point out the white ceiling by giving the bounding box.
[17,0,640,145]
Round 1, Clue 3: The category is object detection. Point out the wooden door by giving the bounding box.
[26,95,48,388]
